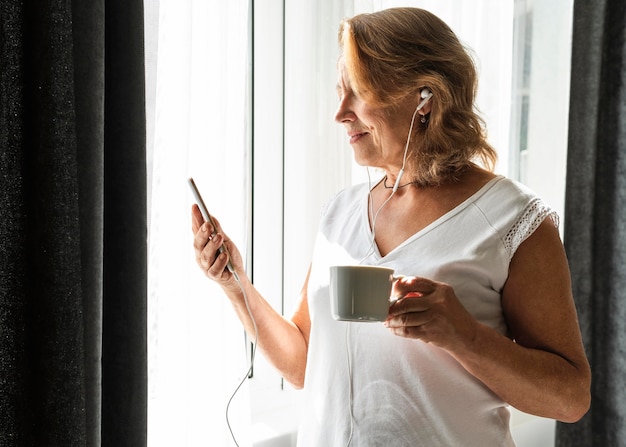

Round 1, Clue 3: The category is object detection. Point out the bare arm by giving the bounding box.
[386,219,591,422]
[191,204,311,388]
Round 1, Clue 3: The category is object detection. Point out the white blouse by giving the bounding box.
[297,176,557,447]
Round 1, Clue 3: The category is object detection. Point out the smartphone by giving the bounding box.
[188,177,235,273]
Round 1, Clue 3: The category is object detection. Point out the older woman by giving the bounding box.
[192,7,590,446]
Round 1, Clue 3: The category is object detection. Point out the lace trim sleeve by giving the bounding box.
[503,197,559,260]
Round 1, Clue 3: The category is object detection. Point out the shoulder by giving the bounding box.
[320,182,370,218]
[475,176,559,259]
[474,175,548,215]
[477,175,534,201]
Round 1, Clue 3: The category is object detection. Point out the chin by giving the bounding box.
[351,150,373,167]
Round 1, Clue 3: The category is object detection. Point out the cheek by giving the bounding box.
[363,114,386,137]
[372,119,398,148]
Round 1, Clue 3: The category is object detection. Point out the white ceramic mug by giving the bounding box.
[329,265,395,322]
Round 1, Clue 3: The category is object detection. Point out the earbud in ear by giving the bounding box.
[416,88,433,111]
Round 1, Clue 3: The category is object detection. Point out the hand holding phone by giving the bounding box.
[188,177,235,274]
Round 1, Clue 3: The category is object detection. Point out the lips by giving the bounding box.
[348,131,368,144]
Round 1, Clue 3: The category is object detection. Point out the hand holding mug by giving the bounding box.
[385,276,479,351]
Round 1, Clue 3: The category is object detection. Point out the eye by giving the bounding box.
[336,87,343,102]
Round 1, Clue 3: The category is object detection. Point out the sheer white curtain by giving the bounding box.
[146,1,252,446]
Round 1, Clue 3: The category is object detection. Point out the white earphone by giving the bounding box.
[416,87,433,111]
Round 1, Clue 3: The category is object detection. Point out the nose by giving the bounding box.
[334,96,356,124]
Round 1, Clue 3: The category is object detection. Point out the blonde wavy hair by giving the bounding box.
[339,7,497,185]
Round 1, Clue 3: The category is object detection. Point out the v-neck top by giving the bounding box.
[362,176,510,259]
[297,176,557,446]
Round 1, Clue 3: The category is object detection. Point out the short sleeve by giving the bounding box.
[503,197,559,260]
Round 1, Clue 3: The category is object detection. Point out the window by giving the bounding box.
[146,1,252,445]
[509,0,573,224]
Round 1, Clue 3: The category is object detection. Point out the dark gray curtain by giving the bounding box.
[556,0,626,446]
[0,0,147,446]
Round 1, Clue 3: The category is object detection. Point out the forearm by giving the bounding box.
[453,323,591,422]
[222,274,308,388]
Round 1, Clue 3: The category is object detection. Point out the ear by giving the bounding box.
[418,101,432,116]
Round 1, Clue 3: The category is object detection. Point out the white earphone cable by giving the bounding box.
[225,271,258,447]
[345,322,354,447]
[359,100,422,264]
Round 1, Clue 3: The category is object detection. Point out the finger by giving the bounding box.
[207,250,231,280]
[198,231,223,264]
[191,205,222,235]
[386,322,430,339]
[389,291,422,304]
[209,214,225,235]
[201,233,235,273]
[386,308,433,328]
[384,310,438,342]
[191,204,205,233]
[193,221,216,256]
[204,235,234,279]
[388,294,431,318]
[392,276,437,296]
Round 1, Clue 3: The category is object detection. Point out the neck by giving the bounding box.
[382,175,415,189]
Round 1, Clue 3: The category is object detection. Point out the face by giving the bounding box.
[334,60,415,172]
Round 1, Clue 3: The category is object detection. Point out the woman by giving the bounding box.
[192,7,591,446]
